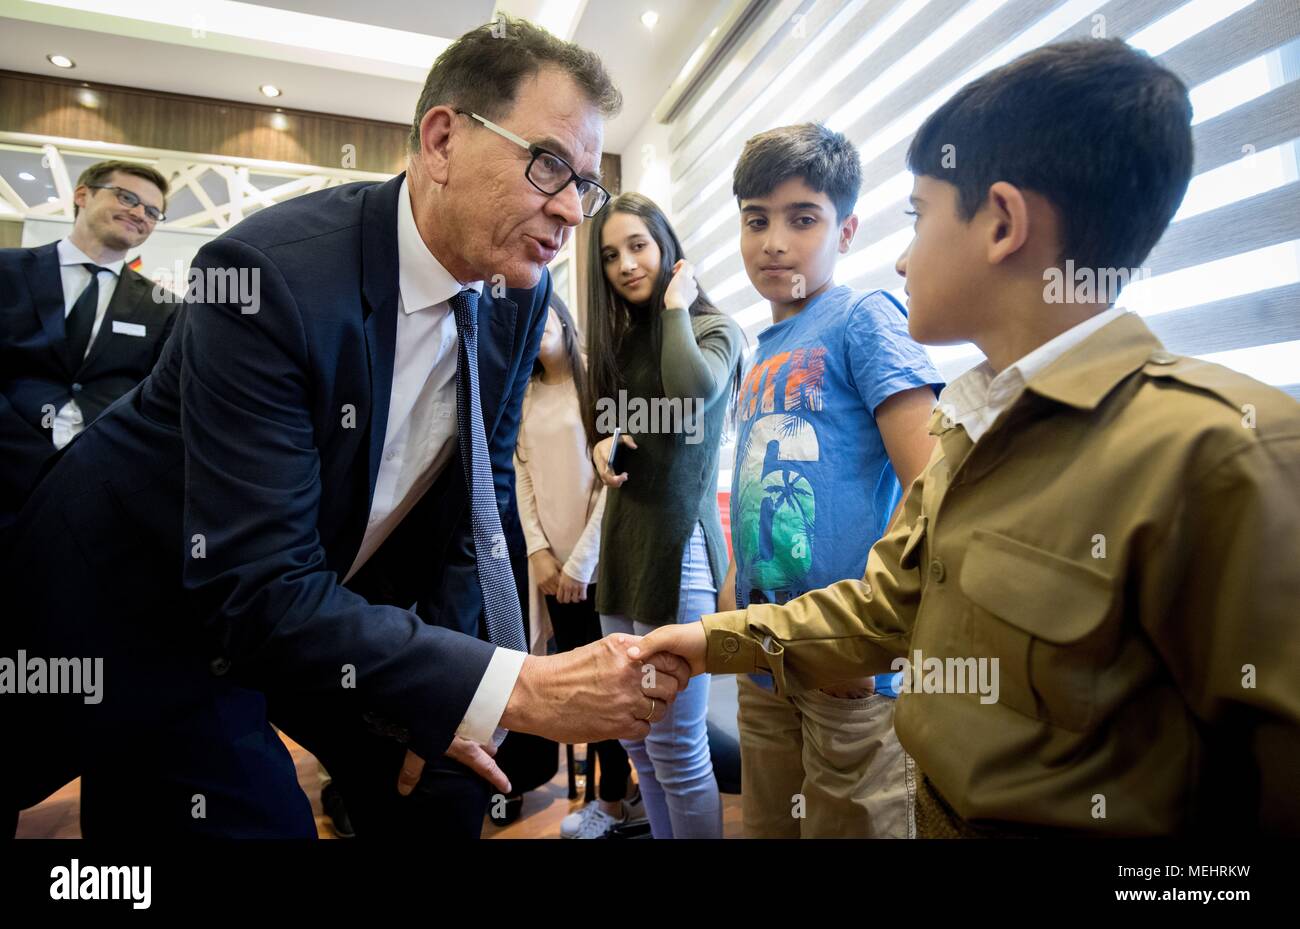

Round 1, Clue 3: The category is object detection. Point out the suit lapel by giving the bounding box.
[477,289,520,436]
[26,243,68,369]
[360,173,405,512]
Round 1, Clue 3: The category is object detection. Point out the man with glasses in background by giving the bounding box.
[0,160,178,548]
[4,16,687,840]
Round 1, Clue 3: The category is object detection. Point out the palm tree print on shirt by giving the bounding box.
[734,348,827,591]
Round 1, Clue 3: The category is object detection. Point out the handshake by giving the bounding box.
[501,625,709,745]
[398,625,711,797]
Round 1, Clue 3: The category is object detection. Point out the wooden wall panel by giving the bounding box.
[0,70,409,173]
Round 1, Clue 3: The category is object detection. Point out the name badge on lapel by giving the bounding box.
[112,320,147,337]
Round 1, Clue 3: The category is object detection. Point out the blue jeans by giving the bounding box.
[600,524,722,839]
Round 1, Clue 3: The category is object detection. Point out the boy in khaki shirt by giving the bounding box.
[631,38,1300,836]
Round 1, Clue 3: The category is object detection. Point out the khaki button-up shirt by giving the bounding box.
[704,313,1300,834]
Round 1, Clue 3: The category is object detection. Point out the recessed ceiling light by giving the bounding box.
[641,11,659,29]
[259,84,282,98]
[47,54,75,69]
[18,172,36,181]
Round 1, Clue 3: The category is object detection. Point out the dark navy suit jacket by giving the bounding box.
[4,172,549,808]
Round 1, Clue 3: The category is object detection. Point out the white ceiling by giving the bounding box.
[0,0,732,154]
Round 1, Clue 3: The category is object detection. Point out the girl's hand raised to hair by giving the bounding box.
[663,259,698,312]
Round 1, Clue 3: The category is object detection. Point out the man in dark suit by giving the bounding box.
[3,17,684,838]
[0,160,177,545]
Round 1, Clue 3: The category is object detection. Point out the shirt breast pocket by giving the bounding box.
[960,529,1116,732]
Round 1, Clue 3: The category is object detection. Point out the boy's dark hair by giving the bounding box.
[907,38,1193,272]
[409,14,621,151]
[733,123,862,221]
[74,160,169,218]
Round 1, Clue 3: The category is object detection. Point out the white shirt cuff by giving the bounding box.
[455,647,527,745]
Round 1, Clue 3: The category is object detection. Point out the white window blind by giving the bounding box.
[663,0,1300,406]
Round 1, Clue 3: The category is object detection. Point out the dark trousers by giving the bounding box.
[546,586,632,804]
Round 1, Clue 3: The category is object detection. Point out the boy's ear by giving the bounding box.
[984,181,1030,265]
[838,213,859,254]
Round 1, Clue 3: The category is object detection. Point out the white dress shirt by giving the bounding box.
[53,239,125,448]
[344,178,526,745]
[937,307,1129,444]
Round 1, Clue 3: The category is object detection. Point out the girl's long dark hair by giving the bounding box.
[583,192,737,447]
[517,294,589,465]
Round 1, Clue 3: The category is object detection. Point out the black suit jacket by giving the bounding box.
[0,242,178,529]
[4,173,549,807]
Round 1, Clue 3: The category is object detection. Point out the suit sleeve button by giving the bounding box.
[210,657,231,676]
[723,637,739,654]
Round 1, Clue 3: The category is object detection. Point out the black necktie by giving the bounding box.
[450,288,527,653]
[65,263,110,369]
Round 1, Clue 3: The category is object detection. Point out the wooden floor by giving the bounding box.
[15,733,744,839]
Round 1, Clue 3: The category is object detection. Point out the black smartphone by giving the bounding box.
[608,426,628,473]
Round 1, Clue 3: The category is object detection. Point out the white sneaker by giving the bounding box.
[560,803,623,839]
[622,789,648,826]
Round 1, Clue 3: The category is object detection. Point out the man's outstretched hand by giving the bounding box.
[627,621,708,678]
[395,626,710,796]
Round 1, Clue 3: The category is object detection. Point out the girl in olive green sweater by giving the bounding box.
[584,193,743,839]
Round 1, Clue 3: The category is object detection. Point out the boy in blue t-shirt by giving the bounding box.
[721,123,943,837]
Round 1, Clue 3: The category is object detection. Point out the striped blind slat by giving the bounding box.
[671,0,885,202]
[690,0,1197,297]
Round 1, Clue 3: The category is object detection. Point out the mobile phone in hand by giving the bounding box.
[608,426,628,473]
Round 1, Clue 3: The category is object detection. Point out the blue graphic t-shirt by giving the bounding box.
[731,286,942,611]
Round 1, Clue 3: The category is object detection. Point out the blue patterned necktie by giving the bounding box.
[450,287,527,653]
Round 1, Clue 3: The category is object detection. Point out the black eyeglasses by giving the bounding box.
[455,110,609,218]
[88,184,166,223]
